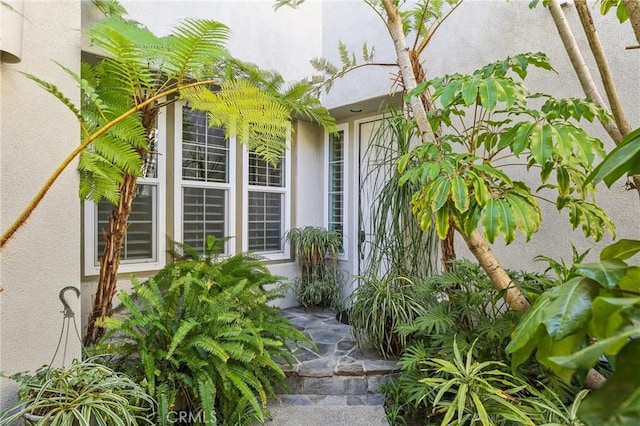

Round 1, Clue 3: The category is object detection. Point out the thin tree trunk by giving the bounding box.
[549,0,640,200]
[548,0,624,142]
[623,0,640,44]
[462,230,531,311]
[575,0,632,136]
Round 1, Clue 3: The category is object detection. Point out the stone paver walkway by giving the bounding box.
[256,307,399,425]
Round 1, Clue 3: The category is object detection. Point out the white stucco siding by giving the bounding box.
[119,0,324,83]
[0,0,82,409]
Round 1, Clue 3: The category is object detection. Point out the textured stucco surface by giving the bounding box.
[0,0,82,409]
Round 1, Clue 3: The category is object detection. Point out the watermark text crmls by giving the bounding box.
[167,410,217,425]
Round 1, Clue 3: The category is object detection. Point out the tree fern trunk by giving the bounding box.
[84,173,138,346]
[84,104,158,346]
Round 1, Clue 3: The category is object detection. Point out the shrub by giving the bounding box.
[96,236,309,425]
[0,359,155,425]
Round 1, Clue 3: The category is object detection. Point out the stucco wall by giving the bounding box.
[0,0,82,409]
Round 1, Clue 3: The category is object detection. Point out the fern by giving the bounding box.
[96,239,309,425]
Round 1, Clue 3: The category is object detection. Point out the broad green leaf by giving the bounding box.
[470,172,490,205]
[530,123,553,165]
[549,327,640,369]
[478,77,498,110]
[556,166,570,196]
[619,267,640,293]
[506,297,551,364]
[438,80,462,107]
[475,163,513,185]
[536,333,584,383]
[461,205,482,237]
[600,239,640,261]
[461,76,480,106]
[497,199,516,244]
[512,121,536,156]
[586,127,640,187]
[435,204,451,240]
[506,194,540,241]
[542,277,598,339]
[482,198,500,243]
[576,259,629,288]
[589,297,639,340]
[431,177,452,212]
[404,80,428,101]
[578,339,640,425]
[451,175,470,212]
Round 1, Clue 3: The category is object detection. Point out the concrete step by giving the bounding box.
[256,404,390,426]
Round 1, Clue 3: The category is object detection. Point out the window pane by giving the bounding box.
[248,151,284,187]
[182,187,226,254]
[97,184,155,264]
[248,191,283,252]
[328,131,344,246]
[182,107,228,183]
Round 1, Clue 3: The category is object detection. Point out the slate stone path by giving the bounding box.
[258,307,399,425]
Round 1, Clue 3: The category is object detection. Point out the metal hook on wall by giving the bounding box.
[59,286,80,318]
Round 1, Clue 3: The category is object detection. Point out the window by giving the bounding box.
[326,124,348,258]
[244,148,290,259]
[177,106,234,255]
[84,112,166,275]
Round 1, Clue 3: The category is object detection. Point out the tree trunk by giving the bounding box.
[623,0,640,44]
[548,0,624,143]
[84,104,158,346]
[462,230,531,311]
[550,0,640,200]
[84,173,138,346]
[575,0,632,136]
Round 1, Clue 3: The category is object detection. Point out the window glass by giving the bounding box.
[96,184,156,263]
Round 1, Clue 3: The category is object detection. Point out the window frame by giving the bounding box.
[173,103,237,256]
[324,123,349,260]
[83,108,167,276]
[242,144,291,261]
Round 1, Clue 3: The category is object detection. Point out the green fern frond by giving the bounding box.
[161,19,229,81]
[22,73,82,120]
[166,319,199,358]
[181,81,290,165]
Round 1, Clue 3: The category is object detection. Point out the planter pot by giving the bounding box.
[335,310,350,325]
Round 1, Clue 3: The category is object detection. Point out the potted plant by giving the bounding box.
[285,226,343,309]
[0,359,155,425]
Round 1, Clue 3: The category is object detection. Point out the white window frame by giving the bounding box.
[83,108,167,276]
[173,103,236,256]
[324,123,349,260]
[242,144,291,261]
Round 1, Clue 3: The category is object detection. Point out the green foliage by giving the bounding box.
[96,236,309,425]
[397,260,542,363]
[586,126,640,188]
[348,274,426,358]
[0,359,155,425]
[392,338,563,426]
[507,239,640,424]
[362,109,440,282]
[399,52,614,245]
[285,226,344,309]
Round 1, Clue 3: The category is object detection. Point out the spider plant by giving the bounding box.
[348,272,426,358]
[0,359,155,425]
